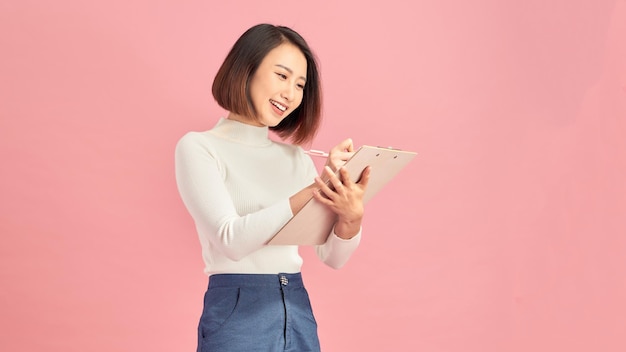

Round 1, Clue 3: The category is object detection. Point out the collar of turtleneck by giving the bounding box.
[209,117,272,147]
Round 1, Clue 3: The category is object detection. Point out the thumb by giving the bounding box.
[357,166,371,186]
[342,138,354,152]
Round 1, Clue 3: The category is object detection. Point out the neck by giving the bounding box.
[226,112,263,127]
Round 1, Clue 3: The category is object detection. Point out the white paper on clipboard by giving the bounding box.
[268,145,417,246]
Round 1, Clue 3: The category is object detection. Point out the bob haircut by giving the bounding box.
[212,24,322,145]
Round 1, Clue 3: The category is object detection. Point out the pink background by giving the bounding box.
[1,1,625,351]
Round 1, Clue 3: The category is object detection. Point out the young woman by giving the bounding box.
[175,23,370,352]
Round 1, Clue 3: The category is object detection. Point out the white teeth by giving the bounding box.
[271,100,287,112]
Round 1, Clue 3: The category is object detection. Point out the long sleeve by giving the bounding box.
[316,228,362,269]
[175,133,293,261]
[175,118,364,275]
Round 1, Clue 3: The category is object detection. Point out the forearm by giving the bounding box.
[289,182,318,215]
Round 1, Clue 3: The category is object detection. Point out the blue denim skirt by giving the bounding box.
[197,272,320,352]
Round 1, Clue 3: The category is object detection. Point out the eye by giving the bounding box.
[297,83,305,90]
[276,72,287,80]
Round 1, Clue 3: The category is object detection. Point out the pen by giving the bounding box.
[304,149,329,158]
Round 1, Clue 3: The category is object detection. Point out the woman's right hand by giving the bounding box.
[325,138,355,174]
[291,138,357,215]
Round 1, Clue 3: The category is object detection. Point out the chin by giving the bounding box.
[263,115,288,127]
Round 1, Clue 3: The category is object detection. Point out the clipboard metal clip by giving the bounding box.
[376,146,403,151]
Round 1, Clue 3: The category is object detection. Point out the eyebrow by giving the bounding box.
[275,64,307,82]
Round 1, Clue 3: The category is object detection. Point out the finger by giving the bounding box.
[330,151,354,168]
[326,150,352,173]
[325,166,346,194]
[332,138,353,153]
[356,166,371,187]
[345,138,354,152]
[338,167,353,187]
[312,188,334,206]
[313,178,332,200]
[339,150,355,160]
[315,173,338,199]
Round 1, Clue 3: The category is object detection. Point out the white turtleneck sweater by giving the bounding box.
[175,118,361,275]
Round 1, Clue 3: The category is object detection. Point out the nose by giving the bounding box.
[281,84,296,102]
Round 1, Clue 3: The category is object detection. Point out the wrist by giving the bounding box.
[334,218,362,239]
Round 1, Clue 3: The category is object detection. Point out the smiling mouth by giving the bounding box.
[270,99,287,112]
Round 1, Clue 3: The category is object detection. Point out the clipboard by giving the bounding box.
[268,145,417,245]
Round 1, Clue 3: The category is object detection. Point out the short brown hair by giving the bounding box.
[212,24,322,145]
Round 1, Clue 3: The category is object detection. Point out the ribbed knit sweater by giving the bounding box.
[175,118,361,275]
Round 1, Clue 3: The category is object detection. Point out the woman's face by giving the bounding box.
[248,43,307,127]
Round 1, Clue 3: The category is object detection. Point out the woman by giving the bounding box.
[175,23,370,352]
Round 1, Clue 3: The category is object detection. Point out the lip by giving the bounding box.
[270,99,288,114]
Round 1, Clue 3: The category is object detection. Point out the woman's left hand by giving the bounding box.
[312,165,371,239]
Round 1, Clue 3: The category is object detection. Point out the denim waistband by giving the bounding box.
[208,272,304,289]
